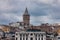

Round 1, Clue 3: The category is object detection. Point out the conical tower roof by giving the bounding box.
[23,8,30,16]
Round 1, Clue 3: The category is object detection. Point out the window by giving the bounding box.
[38,38,40,40]
[30,33,33,36]
[26,37,28,40]
[16,38,17,40]
[30,38,33,40]
[35,37,37,40]
[58,37,60,39]
[20,37,22,40]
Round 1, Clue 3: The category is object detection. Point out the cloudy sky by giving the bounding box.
[0,0,60,25]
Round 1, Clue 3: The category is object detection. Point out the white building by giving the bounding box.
[46,33,54,40]
[9,22,20,27]
[15,29,46,40]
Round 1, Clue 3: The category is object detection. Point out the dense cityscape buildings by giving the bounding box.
[0,8,60,40]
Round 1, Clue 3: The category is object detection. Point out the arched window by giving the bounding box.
[30,37,33,40]
[30,33,33,36]
[16,38,17,40]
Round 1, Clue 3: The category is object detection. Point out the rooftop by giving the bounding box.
[26,29,41,32]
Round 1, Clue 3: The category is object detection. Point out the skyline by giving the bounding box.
[0,0,60,25]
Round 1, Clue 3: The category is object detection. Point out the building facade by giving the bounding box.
[15,29,46,40]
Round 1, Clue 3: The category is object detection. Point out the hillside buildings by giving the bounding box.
[15,30,46,40]
[0,8,60,40]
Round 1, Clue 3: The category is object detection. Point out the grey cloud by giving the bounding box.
[0,0,60,25]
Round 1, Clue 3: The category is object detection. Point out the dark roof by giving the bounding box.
[26,29,41,32]
[23,8,30,16]
[46,32,53,35]
[5,32,15,34]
